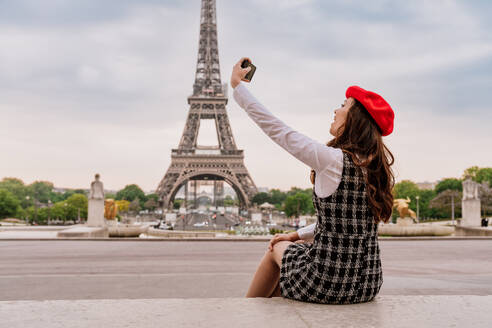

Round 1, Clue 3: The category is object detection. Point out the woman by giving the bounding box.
[231,57,395,304]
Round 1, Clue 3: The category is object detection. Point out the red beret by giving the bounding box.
[346,86,394,136]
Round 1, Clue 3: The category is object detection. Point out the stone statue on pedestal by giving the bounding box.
[89,174,104,200]
[87,174,106,227]
[463,179,479,200]
[461,178,481,226]
[57,173,109,237]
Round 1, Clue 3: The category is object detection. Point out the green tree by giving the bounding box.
[252,192,270,205]
[463,166,492,187]
[223,195,237,206]
[144,198,158,211]
[417,189,443,219]
[173,199,184,210]
[25,206,36,222]
[284,192,311,218]
[105,193,116,199]
[430,190,461,220]
[393,180,420,200]
[286,187,304,197]
[146,193,159,202]
[129,198,141,213]
[115,200,130,213]
[26,207,51,225]
[251,189,288,210]
[0,178,27,206]
[27,181,54,204]
[0,189,20,219]
[270,189,287,207]
[38,207,51,224]
[479,183,492,216]
[50,192,65,203]
[50,189,86,203]
[47,200,80,223]
[116,184,147,207]
[50,202,67,221]
[66,194,88,219]
[435,178,462,194]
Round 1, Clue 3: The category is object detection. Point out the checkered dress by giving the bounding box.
[279,150,383,304]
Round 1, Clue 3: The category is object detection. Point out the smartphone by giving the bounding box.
[241,59,256,82]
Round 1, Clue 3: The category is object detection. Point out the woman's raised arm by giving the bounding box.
[233,82,342,173]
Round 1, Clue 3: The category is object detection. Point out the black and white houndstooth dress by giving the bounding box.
[279,150,383,304]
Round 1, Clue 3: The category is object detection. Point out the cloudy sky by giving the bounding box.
[1,0,491,192]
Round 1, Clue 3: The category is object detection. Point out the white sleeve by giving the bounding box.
[297,223,316,240]
[233,83,343,179]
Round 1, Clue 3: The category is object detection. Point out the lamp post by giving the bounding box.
[64,203,68,225]
[48,200,52,225]
[451,194,455,226]
[416,196,420,223]
[25,196,30,225]
[34,199,38,223]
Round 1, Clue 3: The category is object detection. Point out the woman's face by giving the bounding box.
[329,97,354,137]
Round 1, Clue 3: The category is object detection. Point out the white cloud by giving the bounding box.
[1,0,491,192]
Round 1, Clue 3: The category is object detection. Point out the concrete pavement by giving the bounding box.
[1,296,491,328]
[1,240,492,300]
[1,239,491,327]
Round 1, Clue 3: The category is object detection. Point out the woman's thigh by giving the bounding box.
[271,240,293,267]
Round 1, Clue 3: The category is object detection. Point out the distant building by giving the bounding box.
[53,187,119,195]
[257,187,270,193]
[416,181,438,190]
[52,187,90,194]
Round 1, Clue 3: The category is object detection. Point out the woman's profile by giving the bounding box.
[230,57,395,304]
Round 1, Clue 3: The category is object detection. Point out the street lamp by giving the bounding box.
[34,198,38,223]
[451,194,455,226]
[25,196,30,225]
[48,200,52,225]
[416,196,420,223]
[64,203,68,225]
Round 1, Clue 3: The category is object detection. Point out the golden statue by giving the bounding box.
[393,197,417,219]
[104,199,118,220]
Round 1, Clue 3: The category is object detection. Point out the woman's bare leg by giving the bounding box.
[269,281,281,297]
[246,241,292,298]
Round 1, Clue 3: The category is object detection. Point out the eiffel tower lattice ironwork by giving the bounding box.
[156,0,257,209]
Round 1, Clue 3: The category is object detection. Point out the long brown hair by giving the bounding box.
[311,99,395,224]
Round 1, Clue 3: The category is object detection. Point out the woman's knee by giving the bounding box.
[272,241,292,266]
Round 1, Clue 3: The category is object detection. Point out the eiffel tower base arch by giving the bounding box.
[163,173,250,211]
[157,154,257,211]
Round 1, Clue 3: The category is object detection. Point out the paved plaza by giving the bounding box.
[1,239,491,300]
[2,296,491,328]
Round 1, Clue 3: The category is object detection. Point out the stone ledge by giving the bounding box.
[0,226,71,231]
[455,225,492,236]
[378,224,454,236]
[57,226,109,238]
[1,296,490,328]
[146,227,216,238]
[2,236,492,241]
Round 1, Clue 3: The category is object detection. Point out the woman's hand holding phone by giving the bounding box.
[231,57,253,88]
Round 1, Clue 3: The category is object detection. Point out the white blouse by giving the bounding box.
[233,82,344,240]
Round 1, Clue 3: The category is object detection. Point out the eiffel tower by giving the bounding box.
[156,0,257,210]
